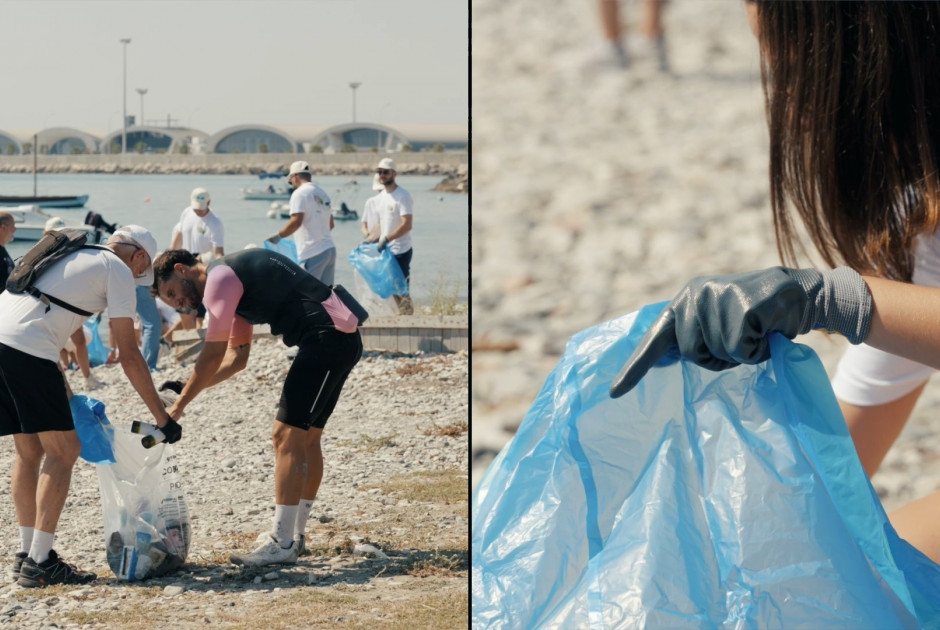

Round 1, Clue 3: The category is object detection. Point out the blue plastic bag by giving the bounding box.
[472,304,940,629]
[71,395,116,465]
[347,243,409,299]
[85,316,110,367]
[264,238,298,263]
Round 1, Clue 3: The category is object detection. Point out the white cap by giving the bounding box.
[190,187,210,210]
[372,173,384,190]
[44,217,66,232]
[376,157,397,172]
[288,160,312,176]
[112,224,157,286]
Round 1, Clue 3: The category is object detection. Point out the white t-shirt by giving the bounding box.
[361,194,381,236]
[290,181,334,262]
[0,248,137,363]
[179,206,225,256]
[377,187,414,255]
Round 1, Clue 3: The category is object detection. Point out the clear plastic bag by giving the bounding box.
[96,420,191,581]
[472,304,940,628]
[347,243,408,299]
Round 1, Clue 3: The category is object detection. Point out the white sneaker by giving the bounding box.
[294,534,307,557]
[230,534,298,566]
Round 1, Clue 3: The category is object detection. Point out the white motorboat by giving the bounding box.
[6,205,96,241]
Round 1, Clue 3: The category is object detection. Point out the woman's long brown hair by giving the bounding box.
[756,2,940,281]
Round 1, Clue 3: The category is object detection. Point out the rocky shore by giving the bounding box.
[472,0,940,516]
[0,336,468,627]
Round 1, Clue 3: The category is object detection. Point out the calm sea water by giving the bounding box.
[0,173,468,304]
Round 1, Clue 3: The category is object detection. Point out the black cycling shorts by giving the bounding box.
[276,329,363,430]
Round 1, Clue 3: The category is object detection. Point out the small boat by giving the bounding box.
[0,194,89,209]
[6,205,97,241]
[333,202,359,221]
[242,174,293,200]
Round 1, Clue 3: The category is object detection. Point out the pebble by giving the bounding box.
[472,0,940,514]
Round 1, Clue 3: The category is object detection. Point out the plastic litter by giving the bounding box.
[347,243,408,299]
[472,303,940,629]
[353,543,389,560]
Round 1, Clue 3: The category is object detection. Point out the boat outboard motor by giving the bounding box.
[84,211,119,244]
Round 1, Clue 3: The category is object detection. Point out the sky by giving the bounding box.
[0,0,468,135]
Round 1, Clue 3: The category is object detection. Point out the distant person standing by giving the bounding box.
[370,158,414,315]
[169,187,225,333]
[0,212,15,291]
[266,161,336,285]
[174,187,225,260]
[360,174,383,241]
[585,0,669,72]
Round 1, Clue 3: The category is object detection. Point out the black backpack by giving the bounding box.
[6,228,113,316]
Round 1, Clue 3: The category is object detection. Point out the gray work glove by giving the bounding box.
[377,236,388,252]
[266,233,282,244]
[609,266,873,398]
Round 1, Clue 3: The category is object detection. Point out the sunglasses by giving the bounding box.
[376,169,393,175]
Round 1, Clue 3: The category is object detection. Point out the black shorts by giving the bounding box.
[0,343,73,435]
[276,329,363,430]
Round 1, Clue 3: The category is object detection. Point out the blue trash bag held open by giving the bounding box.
[472,304,940,629]
[347,243,408,299]
[264,239,298,263]
[71,395,116,465]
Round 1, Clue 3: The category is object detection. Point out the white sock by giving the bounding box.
[295,499,314,537]
[29,530,54,564]
[19,526,34,554]
[273,505,298,548]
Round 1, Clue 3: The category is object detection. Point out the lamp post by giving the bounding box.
[349,82,362,123]
[120,38,131,153]
[136,88,147,127]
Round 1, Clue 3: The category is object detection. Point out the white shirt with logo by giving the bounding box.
[378,187,414,255]
[179,206,225,255]
[290,181,334,262]
[0,249,137,363]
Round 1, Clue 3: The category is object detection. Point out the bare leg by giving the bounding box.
[271,422,307,505]
[33,430,81,534]
[300,428,324,501]
[12,434,44,529]
[840,383,924,477]
[890,490,940,564]
[599,0,621,43]
[70,329,92,379]
[641,0,665,39]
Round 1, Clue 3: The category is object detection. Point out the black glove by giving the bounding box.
[609,266,873,398]
[159,380,184,395]
[160,417,182,444]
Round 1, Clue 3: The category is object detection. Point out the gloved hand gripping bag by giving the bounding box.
[471,303,940,629]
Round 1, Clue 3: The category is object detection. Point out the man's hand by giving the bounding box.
[609,267,873,398]
[377,236,388,252]
[160,417,182,444]
[265,232,282,244]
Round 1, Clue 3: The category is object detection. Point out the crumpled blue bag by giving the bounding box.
[71,395,116,465]
[472,304,940,629]
[264,238,298,263]
[85,316,110,367]
[347,243,409,299]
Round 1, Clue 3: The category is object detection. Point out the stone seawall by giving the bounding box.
[0,151,468,177]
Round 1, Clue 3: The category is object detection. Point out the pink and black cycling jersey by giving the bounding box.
[204,249,339,347]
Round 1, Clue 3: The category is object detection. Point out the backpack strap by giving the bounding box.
[29,244,120,317]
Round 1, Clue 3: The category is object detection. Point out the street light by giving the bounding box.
[136,88,147,127]
[349,82,361,123]
[120,38,131,153]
